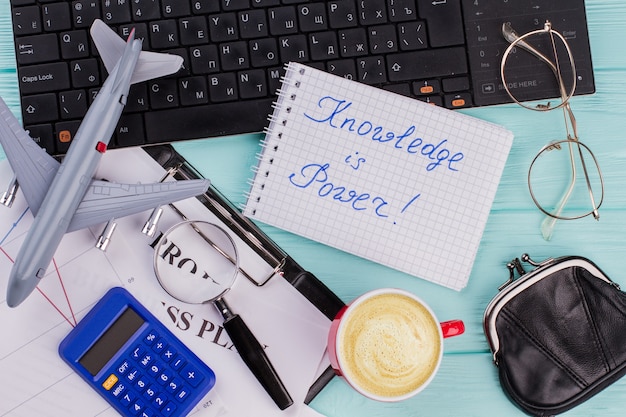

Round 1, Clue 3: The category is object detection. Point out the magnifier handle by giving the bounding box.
[223,313,294,410]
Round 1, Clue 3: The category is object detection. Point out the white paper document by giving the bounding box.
[0,148,330,417]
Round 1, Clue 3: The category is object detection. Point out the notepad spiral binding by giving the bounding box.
[244,63,305,215]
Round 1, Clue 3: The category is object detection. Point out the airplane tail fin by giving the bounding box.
[90,19,183,85]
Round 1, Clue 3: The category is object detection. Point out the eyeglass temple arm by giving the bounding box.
[502,23,558,75]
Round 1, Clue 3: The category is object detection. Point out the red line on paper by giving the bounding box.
[52,258,77,326]
[1,247,76,327]
[0,246,14,263]
[36,287,76,328]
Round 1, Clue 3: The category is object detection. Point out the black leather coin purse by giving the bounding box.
[483,254,626,416]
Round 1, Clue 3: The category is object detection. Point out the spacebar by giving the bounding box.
[144,98,274,142]
[387,47,468,81]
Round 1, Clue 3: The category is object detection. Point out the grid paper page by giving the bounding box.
[244,63,513,290]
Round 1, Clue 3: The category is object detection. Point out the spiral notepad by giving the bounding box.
[244,63,513,290]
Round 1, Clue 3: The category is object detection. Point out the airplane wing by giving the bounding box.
[66,178,210,233]
[0,97,60,216]
[90,19,183,85]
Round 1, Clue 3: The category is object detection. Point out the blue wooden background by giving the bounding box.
[1,1,626,416]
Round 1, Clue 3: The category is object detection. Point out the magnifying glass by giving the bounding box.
[153,220,293,410]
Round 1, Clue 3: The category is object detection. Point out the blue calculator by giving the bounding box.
[59,287,216,417]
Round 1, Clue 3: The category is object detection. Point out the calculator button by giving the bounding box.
[102,374,119,390]
[130,399,146,416]
[131,345,145,360]
[139,354,154,368]
[144,330,158,345]
[175,387,190,402]
[111,382,126,398]
[148,362,162,377]
[143,385,158,401]
[180,363,204,387]
[170,356,186,371]
[162,401,177,416]
[157,369,174,386]
[152,338,167,353]
[118,359,132,374]
[126,368,141,383]
[152,392,168,410]
[120,390,135,407]
[135,375,149,393]
[166,378,181,394]
[161,347,176,362]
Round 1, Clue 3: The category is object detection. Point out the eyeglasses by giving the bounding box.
[500,20,604,241]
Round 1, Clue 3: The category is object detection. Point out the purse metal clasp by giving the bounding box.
[498,254,554,291]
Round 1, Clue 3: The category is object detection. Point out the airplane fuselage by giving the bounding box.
[6,37,142,307]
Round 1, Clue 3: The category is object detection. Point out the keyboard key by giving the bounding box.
[208,73,238,102]
[368,25,398,53]
[71,1,101,28]
[102,0,132,24]
[22,93,57,124]
[24,124,54,152]
[221,0,251,11]
[309,32,339,60]
[179,16,209,45]
[238,69,268,99]
[398,21,427,51]
[115,113,146,147]
[179,76,209,105]
[162,0,191,18]
[338,28,368,57]
[249,38,279,67]
[442,76,470,93]
[239,9,268,38]
[416,0,464,47]
[59,30,90,59]
[59,90,88,119]
[132,0,161,22]
[42,3,71,31]
[387,47,468,82]
[328,0,358,29]
[388,0,419,22]
[219,41,250,71]
[209,13,239,42]
[357,0,387,25]
[268,6,298,35]
[54,120,80,153]
[357,56,386,84]
[297,3,328,32]
[15,33,59,65]
[149,20,180,49]
[277,34,308,62]
[70,58,100,89]
[12,6,42,35]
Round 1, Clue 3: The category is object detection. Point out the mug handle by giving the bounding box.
[441,320,465,338]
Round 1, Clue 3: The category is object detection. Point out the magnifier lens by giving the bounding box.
[154,221,239,304]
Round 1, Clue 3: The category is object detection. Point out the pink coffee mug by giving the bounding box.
[328,288,464,401]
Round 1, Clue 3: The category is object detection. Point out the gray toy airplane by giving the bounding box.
[0,20,210,307]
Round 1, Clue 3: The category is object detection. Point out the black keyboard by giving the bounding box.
[9,0,595,156]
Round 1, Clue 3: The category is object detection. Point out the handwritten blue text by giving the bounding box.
[304,96,464,172]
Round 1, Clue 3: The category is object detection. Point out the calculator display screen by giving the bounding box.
[79,307,144,376]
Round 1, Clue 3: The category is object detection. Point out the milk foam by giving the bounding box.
[338,293,441,398]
